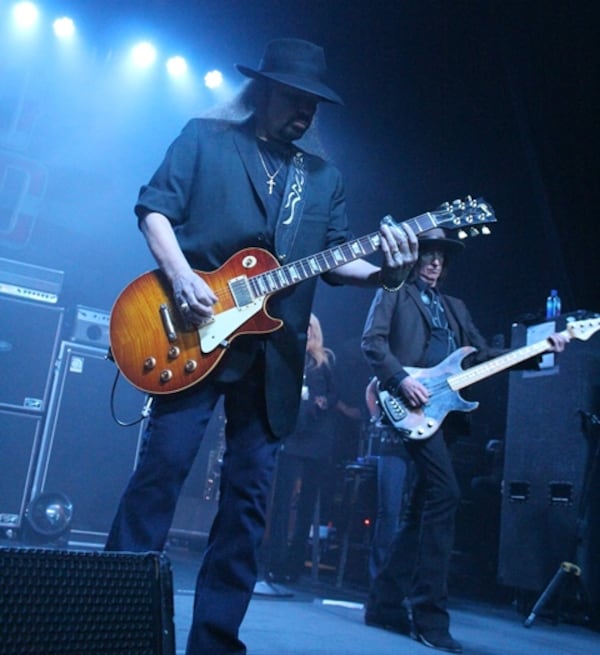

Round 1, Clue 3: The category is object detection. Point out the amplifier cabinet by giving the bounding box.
[498,320,600,598]
[0,410,43,531]
[31,341,146,545]
[169,398,225,544]
[31,340,226,547]
[0,296,63,412]
[0,548,175,655]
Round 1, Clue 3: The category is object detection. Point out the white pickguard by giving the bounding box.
[199,299,264,353]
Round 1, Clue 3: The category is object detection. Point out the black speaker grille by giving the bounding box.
[0,548,174,655]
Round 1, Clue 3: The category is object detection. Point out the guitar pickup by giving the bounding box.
[229,275,254,306]
[381,394,408,423]
[159,303,178,342]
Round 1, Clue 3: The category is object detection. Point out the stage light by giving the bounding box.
[204,69,223,89]
[12,1,39,28]
[131,41,157,68]
[53,16,75,39]
[24,491,73,544]
[166,55,187,77]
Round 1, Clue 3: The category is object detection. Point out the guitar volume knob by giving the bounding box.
[168,346,181,359]
[144,357,157,371]
[184,360,198,373]
[160,369,173,382]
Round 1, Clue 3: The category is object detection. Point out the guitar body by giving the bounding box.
[109,248,283,394]
[371,347,479,440]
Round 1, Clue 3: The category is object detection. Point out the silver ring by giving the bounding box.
[179,301,190,312]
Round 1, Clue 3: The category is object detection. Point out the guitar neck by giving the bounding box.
[447,329,568,391]
[247,212,440,295]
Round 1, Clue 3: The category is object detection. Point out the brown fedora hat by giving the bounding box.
[236,38,343,105]
[418,227,465,255]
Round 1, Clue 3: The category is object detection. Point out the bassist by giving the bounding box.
[361,227,567,653]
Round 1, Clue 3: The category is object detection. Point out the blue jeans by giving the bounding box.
[369,454,410,582]
[105,357,279,655]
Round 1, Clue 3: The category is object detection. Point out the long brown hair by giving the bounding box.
[307,313,334,368]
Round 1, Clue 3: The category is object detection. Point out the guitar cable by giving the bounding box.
[109,367,153,427]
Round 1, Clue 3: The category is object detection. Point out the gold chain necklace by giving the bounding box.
[257,147,284,195]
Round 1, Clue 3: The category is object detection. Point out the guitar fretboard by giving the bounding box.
[447,330,568,391]
[247,212,439,297]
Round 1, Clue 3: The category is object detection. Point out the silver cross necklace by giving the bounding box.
[257,147,284,195]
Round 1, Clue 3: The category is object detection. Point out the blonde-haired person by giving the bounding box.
[266,314,349,583]
[306,312,333,368]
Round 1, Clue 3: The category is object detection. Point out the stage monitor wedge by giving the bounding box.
[0,548,174,655]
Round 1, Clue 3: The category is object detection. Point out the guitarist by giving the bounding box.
[360,228,568,653]
[104,39,417,655]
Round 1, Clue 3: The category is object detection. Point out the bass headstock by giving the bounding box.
[566,316,600,342]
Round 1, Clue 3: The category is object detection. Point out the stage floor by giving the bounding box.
[168,548,599,655]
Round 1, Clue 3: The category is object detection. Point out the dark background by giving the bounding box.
[1,0,597,408]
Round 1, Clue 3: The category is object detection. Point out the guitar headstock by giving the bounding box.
[566,316,600,342]
[433,196,496,239]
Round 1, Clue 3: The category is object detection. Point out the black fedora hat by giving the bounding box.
[236,38,343,105]
[418,227,464,256]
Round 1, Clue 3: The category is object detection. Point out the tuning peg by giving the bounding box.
[478,202,492,217]
[469,227,480,237]
[481,226,491,235]
[457,230,468,240]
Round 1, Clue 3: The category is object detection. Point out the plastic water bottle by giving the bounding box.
[545,289,561,320]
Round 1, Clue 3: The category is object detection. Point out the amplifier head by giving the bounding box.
[70,305,110,348]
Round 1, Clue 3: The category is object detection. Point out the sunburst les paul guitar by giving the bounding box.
[109,197,495,395]
[368,317,600,441]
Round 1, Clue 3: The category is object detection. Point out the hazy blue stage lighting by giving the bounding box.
[204,70,223,89]
[53,16,75,39]
[131,41,157,68]
[13,1,39,28]
[166,56,188,77]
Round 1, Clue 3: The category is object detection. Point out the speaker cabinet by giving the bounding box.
[0,548,174,655]
[31,341,146,545]
[0,296,63,412]
[0,410,43,531]
[32,341,225,546]
[498,319,600,598]
[169,398,225,543]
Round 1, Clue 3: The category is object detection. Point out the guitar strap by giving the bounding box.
[273,151,307,262]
